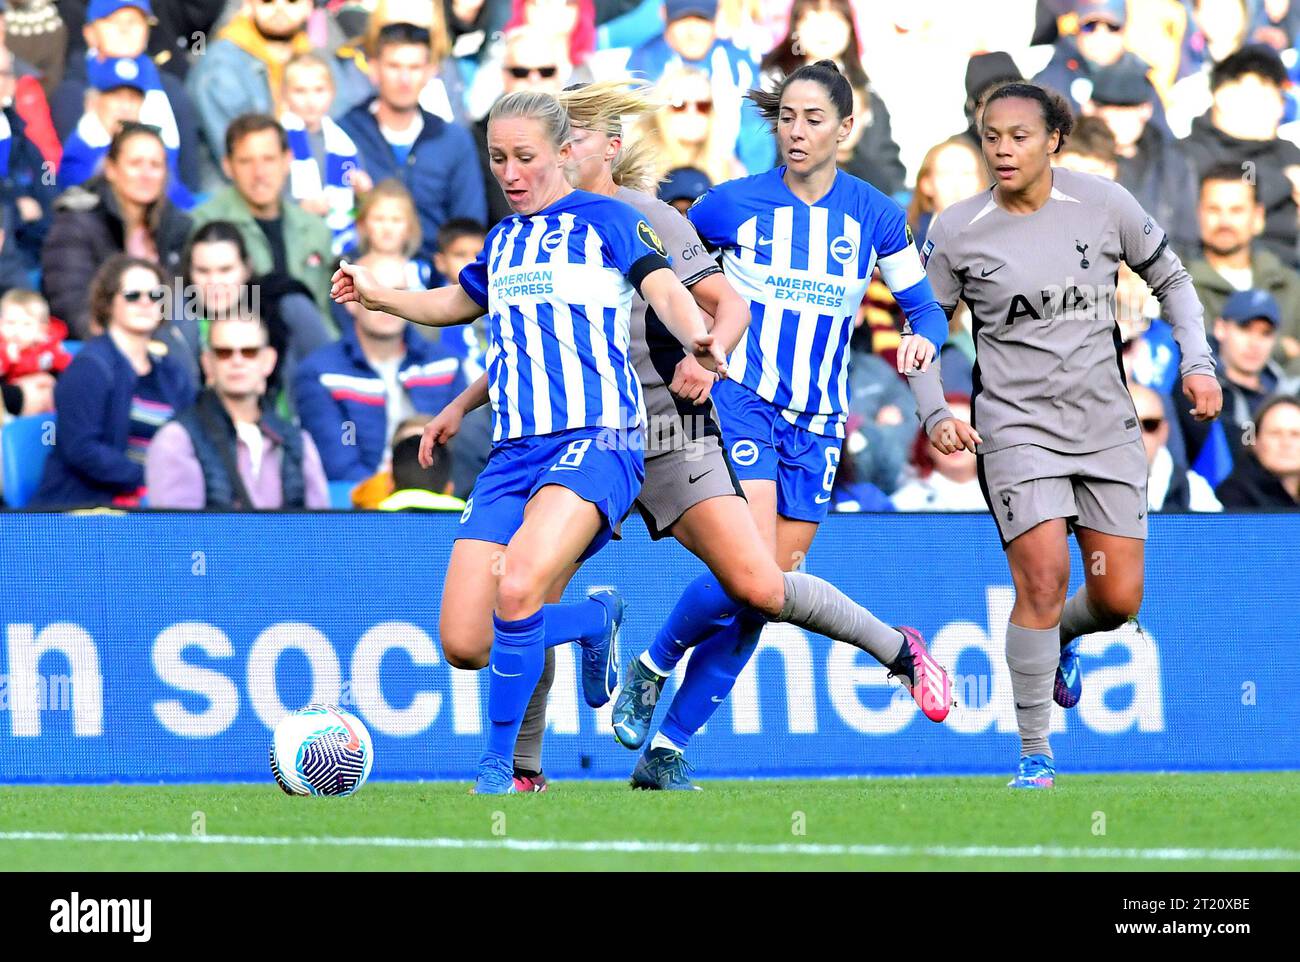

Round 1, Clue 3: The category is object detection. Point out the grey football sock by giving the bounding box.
[513,646,555,774]
[1006,622,1058,759]
[778,571,906,666]
[1059,586,1121,647]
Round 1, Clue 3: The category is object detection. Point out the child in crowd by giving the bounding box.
[59,57,196,208]
[281,52,369,254]
[0,289,71,385]
[354,180,432,291]
[431,217,487,380]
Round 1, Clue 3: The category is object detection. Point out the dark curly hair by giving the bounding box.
[981,82,1074,154]
[89,254,165,333]
[747,58,854,126]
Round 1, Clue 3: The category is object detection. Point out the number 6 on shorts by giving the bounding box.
[822,446,840,495]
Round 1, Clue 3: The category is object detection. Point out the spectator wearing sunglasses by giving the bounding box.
[1132,382,1222,512]
[1032,0,1159,118]
[146,312,329,509]
[32,255,196,508]
[636,62,745,187]
[627,0,771,175]
[42,123,192,339]
[470,27,570,227]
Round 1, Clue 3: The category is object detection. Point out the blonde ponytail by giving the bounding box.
[559,79,665,194]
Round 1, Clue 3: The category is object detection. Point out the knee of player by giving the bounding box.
[439,612,493,669]
[442,641,489,671]
[495,572,548,620]
[721,565,785,617]
[1092,584,1144,627]
[1019,568,1070,612]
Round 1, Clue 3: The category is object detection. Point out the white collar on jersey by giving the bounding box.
[969,183,1081,224]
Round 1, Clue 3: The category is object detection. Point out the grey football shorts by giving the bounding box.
[635,432,744,540]
[976,438,1149,548]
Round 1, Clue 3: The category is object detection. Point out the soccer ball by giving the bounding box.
[270,704,374,796]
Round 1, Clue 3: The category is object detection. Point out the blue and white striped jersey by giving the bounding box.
[460,189,671,442]
[689,167,945,438]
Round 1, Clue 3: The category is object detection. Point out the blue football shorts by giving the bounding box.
[711,378,842,524]
[456,426,645,562]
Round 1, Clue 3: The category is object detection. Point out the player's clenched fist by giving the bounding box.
[930,416,982,455]
[669,354,717,405]
[1182,373,1223,422]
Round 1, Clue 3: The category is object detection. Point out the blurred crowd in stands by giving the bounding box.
[0,0,1297,513]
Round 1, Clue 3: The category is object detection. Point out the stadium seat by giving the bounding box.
[328,480,356,510]
[2,415,56,508]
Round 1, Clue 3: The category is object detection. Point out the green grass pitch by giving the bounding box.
[1,772,1297,871]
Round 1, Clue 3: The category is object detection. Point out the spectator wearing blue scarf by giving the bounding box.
[49,0,203,199]
[58,56,196,209]
[280,52,365,257]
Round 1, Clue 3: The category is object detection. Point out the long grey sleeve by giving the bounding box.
[1134,251,1217,379]
[1114,182,1216,378]
[906,357,954,437]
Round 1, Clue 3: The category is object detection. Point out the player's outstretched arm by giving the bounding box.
[331,261,484,328]
[640,267,728,378]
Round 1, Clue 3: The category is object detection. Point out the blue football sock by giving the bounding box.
[657,608,765,751]
[542,599,607,649]
[646,572,743,675]
[483,610,546,768]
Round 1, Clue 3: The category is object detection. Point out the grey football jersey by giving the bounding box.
[909,168,1215,455]
[614,186,722,450]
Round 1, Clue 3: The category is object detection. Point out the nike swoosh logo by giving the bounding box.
[814,493,831,504]
[688,470,713,484]
[756,237,773,246]
[981,264,1005,277]
[710,695,724,703]
[491,665,523,678]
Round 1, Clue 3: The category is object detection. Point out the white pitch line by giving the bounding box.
[0,831,1296,863]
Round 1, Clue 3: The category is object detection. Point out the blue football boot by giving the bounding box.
[611,657,666,750]
[1007,753,1056,789]
[630,746,701,791]
[580,587,624,708]
[1054,639,1082,708]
